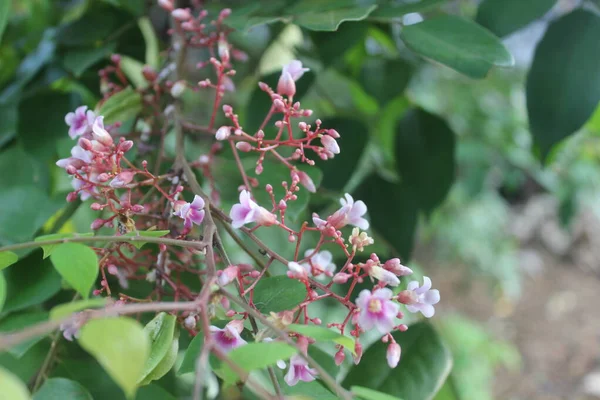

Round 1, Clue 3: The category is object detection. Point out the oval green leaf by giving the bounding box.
[33,378,93,400]
[98,86,142,124]
[343,322,452,400]
[50,243,99,298]
[251,275,307,313]
[0,251,18,270]
[476,0,556,37]
[138,312,177,384]
[78,317,150,399]
[0,366,30,400]
[526,9,600,159]
[178,333,203,375]
[35,233,94,259]
[400,15,513,79]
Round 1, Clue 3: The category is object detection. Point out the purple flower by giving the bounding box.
[356,288,399,334]
[209,323,247,353]
[302,249,335,280]
[229,190,277,229]
[284,354,318,386]
[312,194,369,231]
[404,276,440,318]
[173,195,205,229]
[65,106,95,139]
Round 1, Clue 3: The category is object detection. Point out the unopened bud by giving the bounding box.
[131,204,144,213]
[328,129,340,138]
[332,272,351,284]
[90,203,103,211]
[170,80,186,98]
[273,98,285,111]
[78,138,93,151]
[321,135,340,154]
[396,290,418,305]
[353,342,363,365]
[386,343,401,368]
[335,349,345,366]
[171,8,191,21]
[91,218,105,230]
[158,0,174,11]
[97,173,110,182]
[119,140,134,152]
[277,71,296,97]
[66,165,77,175]
[235,141,252,152]
[142,66,157,82]
[215,126,231,141]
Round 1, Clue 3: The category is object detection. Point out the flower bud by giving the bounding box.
[66,192,79,202]
[222,104,233,115]
[296,171,316,193]
[66,165,77,175]
[353,341,363,365]
[92,117,113,146]
[158,0,174,11]
[335,349,345,366]
[90,203,103,211]
[277,71,296,97]
[321,135,340,154]
[91,218,106,230]
[235,141,252,152]
[273,98,285,111]
[142,65,157,82]
[386,343,401,368]
[97,173,110,182]
[110,171,135,188]
[131,204,144,213]
[218,38,230,62]
[383,258,413,276]
[396,290,418,305]
[218,265,239,286]
[332,272,351,284]
[171,8,191,21]
[215,126,231,141]
[170,80,186,98]
[119,140,134,152]
[328,129,340,138]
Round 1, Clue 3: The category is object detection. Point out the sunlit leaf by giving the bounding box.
[50,243,99,298]
[0,366,30,400]
[50,298,107,320]
[288,324,355,354]
[35,233,95,259]
[0,251,18,271]
[33,378,93,400]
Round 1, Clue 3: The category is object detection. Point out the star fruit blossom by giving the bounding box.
[313,193,369,230]
[404,276,440,318]
[284,354,318,386]
[209,321,247,353]
[277,60,309,97]
[65,105,96,139]
[229,190,277,229]
[301,249,335,280]
[356,288,399,334]
[173,195,205,229]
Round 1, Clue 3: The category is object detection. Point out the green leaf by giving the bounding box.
[122,230,170,249]
[33,378,93,400]
[218,342,296,385]
[310,22,369,67]
[400,16,513,79]
[138,312,177,384]
[120,56,148,89]
[50,298,107,320]
[135,384,177,400]
[0,272,6,314]
[35,233,95,259]
[251,275,307,313]
[355,175,419,260]
[0,0,10,43]
[62,43,117,77]
[0,105,17,147]
[476,0,556,37]
[369,0,446,22]
[0,366,30,400]
[0,252,18,271]
[3,254,62,313]
[138,17,159,68]
[0,311,49,357]
[178,333,203,375]
[394,108,456,214]
[283,380,337,399]
[313,117,369,192]
[0,146,50,191]
[294,5,377,31]
[352,386,403,400]
[50,243,99,298]
[526,9,600,159]
[343,322,452,400]
[98,86,142,124]
[78,317,150,399]
[287,324,355,353]
[359,58,413,106]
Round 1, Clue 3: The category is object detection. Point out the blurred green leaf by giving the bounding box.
[50,243,99,298]
[526,9,600,159]
[355,175,419,260]
[135,385,177,400]
[476,0,556,37]
[0,311,48,358]
[62,43,116,77]
[98,86,142,124]
[138,17,159,68]
[352,386,403,400]
[314,117,369,192]
[2,253,62,313]
[360,58,413,106]
[394,108,456,214]
[217,342,296,385]
[0,340,49,382]
[369,0,446,22]
[288,324,355,353]
[0,252,18,271]
[0,273,5,314]
[284,380,337,399]
[120,55,148,89]
[50,298,107,320]
[343,322,452,400]
[0,146,50,191]
[294,5,377,31]
[178,333,203,375]
[251,275,307,313]
[33,378,93,400]
[400,16,513,78]
[78,317,150,399]
[35,233,95,259]
[138,312,177,385]
[122,230,170,249]
[57,8,123,47]
[310,22,369,66]
[0,1,10,44]
[0,105,17,147]
[0,366,30,400]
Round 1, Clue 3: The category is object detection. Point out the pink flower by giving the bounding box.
[301,249,335,280]
[65,106,95,139]
[173,195,206,229]
[313,194,369,231]
[284,354,318,386]
[218,265,239,286]
[387,343,401,368]
[56,144,93,170]
[383,258,413,276]
[109,171,135,188]
[92,116,114,146]
[287,261,308,280]
[282,60,309,81]
[404,276,440,318]
[209,322,247,353]
[367,265,400,287]
[356,288,399,334]
[229,190,277,229]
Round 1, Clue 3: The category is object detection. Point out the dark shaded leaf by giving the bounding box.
[400,16,513,78]
[0,311,48,357]
[526,9,600,159]
[310,22,369,66]
[62,43,116,77]
[360,58,413,106]
[476,0,556,37]
[33,378,93,400]
[369,0,446,22]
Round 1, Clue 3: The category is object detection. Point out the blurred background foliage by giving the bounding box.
[1,0,600,399]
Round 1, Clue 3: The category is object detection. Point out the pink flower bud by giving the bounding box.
[328,129,340,138]
[258,82,269,92]
[218,39,230,62]
[387,343,401,368]
[220,8,232,18]
[92,117,113,146]
[90,203,103,210]
[66,165,77,175]
[273,98,285,111]
[396,290,418,305]
[255,163,263,175]
[321,135,340,154]
[131,204,144,213]
[78,138,93,151]
[91,218,105,230]
[111,54,121,65]
[222,104,233,115]
[225,310,236,318]
[231,49,248,62]
[66,192,78,202]
[279,200,287,210]
[215,126,231,141]
[353,342,363,365]
[107,264,118,275]
[335,349,345,366]
[142,66,157,81]
[97,173,110,182]
[277,71,296,97]
[235,141,252,152]
[383,258,413,276]
[158,0,174,11]
[110,171,135,188]
[171,8,191,21]
[332,272,351,284]
[297,171,316,193]
[218,265,239,286]
[298,122,307,131]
